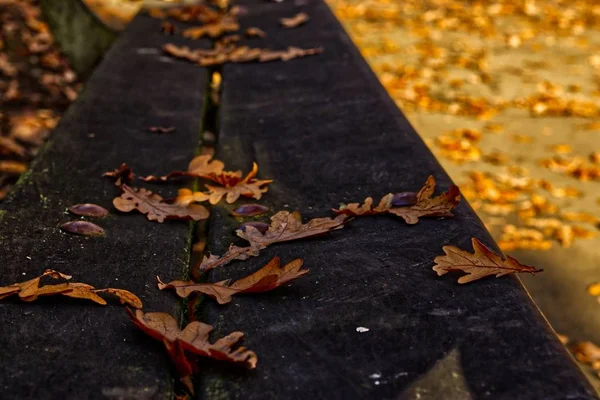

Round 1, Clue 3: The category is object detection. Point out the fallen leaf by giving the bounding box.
[161,22,177,35]
[0,269,142,308]
[182,17,239,39]
[60,220,105,237]
[280,12,309,28]
[433,237,542,283]
[246,27,266,38]
[200,211,347,271]
[148,126,176,134]
[333,176,460,224]
[163,43,323,67]
[127,309,257,378]
[142,154,225,182]
[103,163,134,186]
[68,203,109,218]
[232,204,269,217]
[238,221,270,234]
[159,257,307,304]
[113,185,209,223]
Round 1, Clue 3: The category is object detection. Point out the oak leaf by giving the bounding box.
[127,309,257,374]
[175,163,272,205]
[158,257,307,304]
[334,176,460,224]
[142,154,225,182]
[433,237,542,284]
[113,185,209,223]
[200,211,347,271]
[0,269,142,308]
[280,12,309,28]
[182,17,239,39]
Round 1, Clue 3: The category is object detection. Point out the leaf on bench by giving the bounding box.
[280,12,309,28]
[182,17,239,39]
[163,43,323,67]
[142,154,226,182]
[68,203,109,218]
[333,175,461,224]
[127,309,257,390]
[232,204,269,217]
[200,211,347,271]
[60,220,105,237]
[245,27,266,38]
[159,256,307,304]
[433,237,542,284]
[0,269,142,308]
[113,185,209,222]
[103,163,134,186]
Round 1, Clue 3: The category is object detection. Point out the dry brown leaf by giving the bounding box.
[174,162,272,205]
[200,211,347,271]
[334,176,460,224]
[433,237,542,284]
[142,154,225,182]
[0,269,142,308]
[159,257,307,304]
[113,185,209,223]
[127,309,257,381]
[163,43,323,67]
[103,163,134,186]
[182,17,239,39]
[280,12,309,28]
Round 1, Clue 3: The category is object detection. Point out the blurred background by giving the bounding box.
[2,0,600,389]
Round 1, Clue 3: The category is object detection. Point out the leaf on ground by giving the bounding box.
[103,163,134,186]
[182,17,239,39]
[142,154,225,182]
[127,309,257,380]
[68,203,109,218]
[433,237,542,284]
[200,211,347,271]
[246,27,266,38]
[333,176,461,224]
[113,185,209,223]
[163,43,323,67]
[0,269,142,307]
[232,204,269,217]
[280,12,309,28]
[60,220,105,237]
[159,257,307,304]
[175,162,272,205]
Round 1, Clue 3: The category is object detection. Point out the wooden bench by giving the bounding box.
[0,0,596,399]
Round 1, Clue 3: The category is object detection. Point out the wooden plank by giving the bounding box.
[0,14,209,399]
[196,1,597,398]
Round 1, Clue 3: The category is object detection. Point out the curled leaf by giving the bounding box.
[232,204,269,217]
[60,220,105,237]
[127,309,257,373]
[0,270,143,308]
[238,221,270,234]
[68,203,109,218]
[246,27,265,38]
[113,185,209,223]
[433,237,542,284]
[159,257,307,304]
[182,17,239,39]
[333,176,460,224]
[200,211,347,271]
[142,154,225,182]
[280,12,309,28]
[103,163,134,186]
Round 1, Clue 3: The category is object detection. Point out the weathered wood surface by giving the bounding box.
[0,15,209,399]
[196,1,598,399]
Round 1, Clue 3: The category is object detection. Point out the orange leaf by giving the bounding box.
[0,270,143,308]
[182,17,239,39]
[280,12,309,28]
[103,163,134,186]
[334,176,460,224]
[127,309,257,371]
[142,154,226,182]
[113,185,209,223]
[433,237,542,283]
[159,257,307,304]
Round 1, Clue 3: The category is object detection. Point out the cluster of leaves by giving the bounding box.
[0,0,80,199]
[148,3,322,67]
